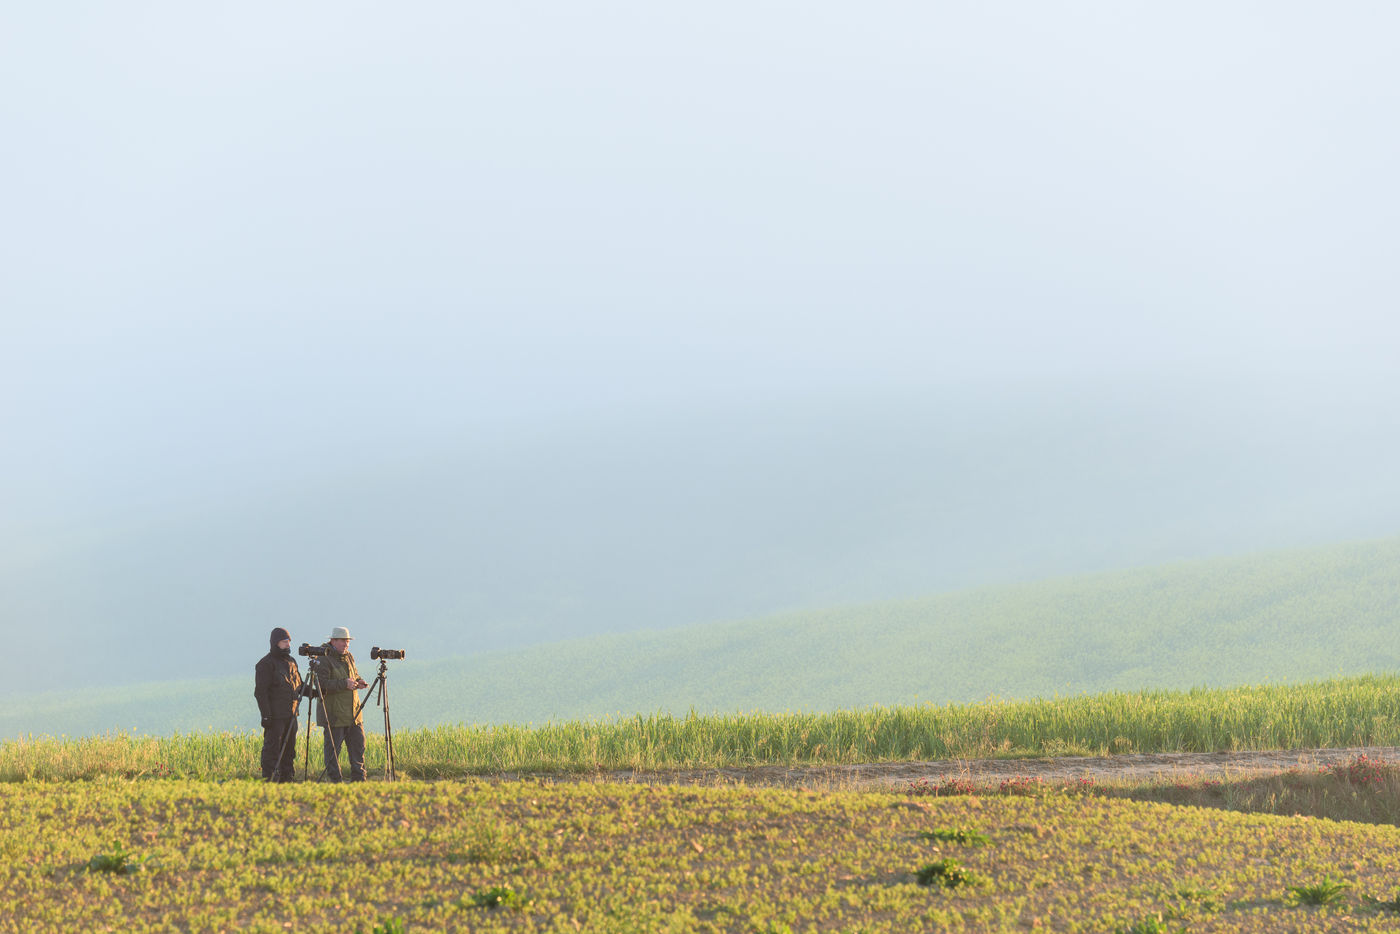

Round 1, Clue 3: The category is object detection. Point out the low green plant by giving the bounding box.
[1170,882,1223,913]
[1363,888,1400,912]
[918,828,991,846]
[914,858,981,889]
[455,822,520,864]
[1287,875,1350,905]
[1114,914,1184,934]
[84,842,146,875]
[365,919,406,934]
[467,886,524,909]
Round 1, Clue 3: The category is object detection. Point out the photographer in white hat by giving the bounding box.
[309,626,369,782]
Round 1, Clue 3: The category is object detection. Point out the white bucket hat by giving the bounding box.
[329,626,354,640]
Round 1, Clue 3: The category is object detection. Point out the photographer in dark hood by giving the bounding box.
[253,627,303,782]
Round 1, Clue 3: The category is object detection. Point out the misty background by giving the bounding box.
[3,3,1398,715]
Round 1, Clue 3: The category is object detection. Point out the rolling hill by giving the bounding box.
[7,535,1398,739]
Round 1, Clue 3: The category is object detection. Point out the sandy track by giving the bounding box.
[603,745,1400,791]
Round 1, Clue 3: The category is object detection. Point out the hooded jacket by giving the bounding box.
[254,629,303,720]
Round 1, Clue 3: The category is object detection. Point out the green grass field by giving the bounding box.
[6,674,1400,782]
[9,775,1400,933]
[11,677,1400,931]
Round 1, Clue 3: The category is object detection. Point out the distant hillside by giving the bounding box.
[11,384,1400,700]
[8,536,1399,739]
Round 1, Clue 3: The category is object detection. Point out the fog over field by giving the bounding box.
[3,3,1399,711]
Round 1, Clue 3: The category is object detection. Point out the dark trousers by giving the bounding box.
[261,718,298,781]
[323,723,367,782]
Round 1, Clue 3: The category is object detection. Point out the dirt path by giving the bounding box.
[604,745,1400,791]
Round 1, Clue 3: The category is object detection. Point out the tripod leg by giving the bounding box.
[350,675,380,723]
[303,695,312,780]
[306,672,333,781]
[382,677,394,780]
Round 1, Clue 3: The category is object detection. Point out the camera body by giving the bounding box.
[297,642,328,658]
[371,646,405,660]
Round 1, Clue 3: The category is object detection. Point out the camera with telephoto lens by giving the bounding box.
[371,646,405,660]
[298,642,328,657]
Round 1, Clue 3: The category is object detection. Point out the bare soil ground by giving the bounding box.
[603,745,1400,791]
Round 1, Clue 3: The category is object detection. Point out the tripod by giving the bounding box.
[294,664,330,782]
[351,658,396,780]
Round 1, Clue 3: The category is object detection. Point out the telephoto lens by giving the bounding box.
[297,643,328,657]
[371,646,406,660]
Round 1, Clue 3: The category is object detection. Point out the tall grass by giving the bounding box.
[4,674,1399,781]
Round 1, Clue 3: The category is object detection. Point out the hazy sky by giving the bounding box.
[4,3,1399,565]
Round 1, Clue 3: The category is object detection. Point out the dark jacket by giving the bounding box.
[254,632,303,720]
[312,645,364,728]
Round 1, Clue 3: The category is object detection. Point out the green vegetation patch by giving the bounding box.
[9,674,1400,781]
[1287,875,1351,906]
[914,857,983,889]
[6,779,1400,932]
[917,828,992,846]
[83,841,151,875]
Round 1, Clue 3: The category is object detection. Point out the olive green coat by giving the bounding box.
[312,647,364,728]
